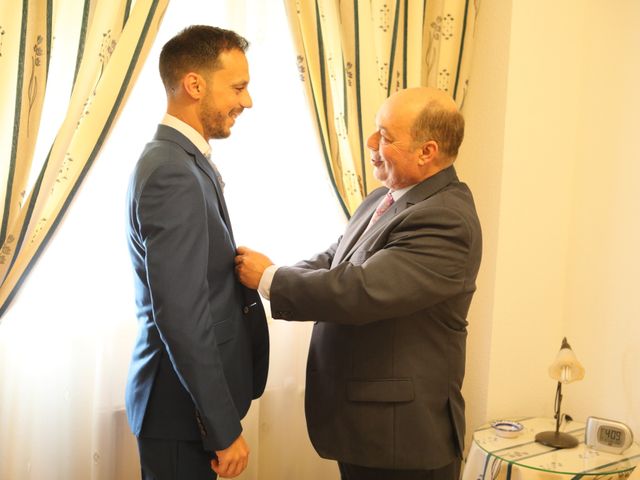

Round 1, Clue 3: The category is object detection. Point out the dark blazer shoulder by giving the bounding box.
[135,125,198,168]
[402,166,459,204]
[130,145,198,203]
[132,124,202,179]
[153,124,201,156]
[401,167,477,219]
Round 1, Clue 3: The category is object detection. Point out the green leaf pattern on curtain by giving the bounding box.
[283,0,478,217]
[0,0,169,319]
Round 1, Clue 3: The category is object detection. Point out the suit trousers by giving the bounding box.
[338,459,461,480]
[137,437,216,480]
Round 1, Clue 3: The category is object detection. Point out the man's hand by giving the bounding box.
[211,434,249,478]
[235,246,274,289]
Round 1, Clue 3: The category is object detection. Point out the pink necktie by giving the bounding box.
[367,191,394,228]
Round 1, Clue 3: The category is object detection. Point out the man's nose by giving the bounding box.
[366,132,380,151]
[241,89,253,109]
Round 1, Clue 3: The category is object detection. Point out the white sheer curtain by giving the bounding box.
[0,0,345,479]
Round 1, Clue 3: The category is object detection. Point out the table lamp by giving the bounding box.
[535,337,585,448]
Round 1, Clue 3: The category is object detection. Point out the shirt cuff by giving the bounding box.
[258,264,278,300]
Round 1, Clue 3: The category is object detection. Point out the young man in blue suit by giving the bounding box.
[235,87,481,480]
[125,26,269,480]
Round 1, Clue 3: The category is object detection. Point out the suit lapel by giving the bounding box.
[332,190,385,265]
[339,166,459,262]
[194,153,237,245]
[153,125,236,246]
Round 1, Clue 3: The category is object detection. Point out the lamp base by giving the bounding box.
[535,430,579,449]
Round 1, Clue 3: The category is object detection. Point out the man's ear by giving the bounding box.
[183,72,205,99]
[418,140,438,166]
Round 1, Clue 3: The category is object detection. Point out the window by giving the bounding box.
[0,1,344,478]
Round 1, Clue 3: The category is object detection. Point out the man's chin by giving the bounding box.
[372,168,388,185]
[209,128,232,140]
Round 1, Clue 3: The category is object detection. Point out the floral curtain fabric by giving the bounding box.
[283,0,478,217]
[0,0,169,318]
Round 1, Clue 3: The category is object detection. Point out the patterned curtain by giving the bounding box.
[0,0,169,317]
[283,0,478,217]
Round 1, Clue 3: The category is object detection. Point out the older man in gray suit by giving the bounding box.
[235,87,481,480]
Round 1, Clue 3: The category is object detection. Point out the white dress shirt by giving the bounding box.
[161,113,211,158]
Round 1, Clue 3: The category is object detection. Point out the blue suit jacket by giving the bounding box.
[125,125,269,451]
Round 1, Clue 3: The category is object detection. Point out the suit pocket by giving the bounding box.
[213,320,235,345]
[347,378,414,403]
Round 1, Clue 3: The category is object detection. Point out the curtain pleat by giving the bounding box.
[0,0,49,248]
[0,0,170,318]
[283,0,478,217]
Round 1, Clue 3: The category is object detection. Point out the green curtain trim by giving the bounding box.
[342,55,347,126]
[313,0,350,218]
[124,0,133,27]
[353,0,366,195]
[453,0,470,101]
[3,145,52,279]
[315,1,330,146]
[72,0,91,88]
[2,0,53,281]
[308,80,350,220]
[46,0,52,72]
[402,0,408,88]
[386,0,401,95]
[1,0,30,247]
[422,0,427,25]
[0,0,163,318]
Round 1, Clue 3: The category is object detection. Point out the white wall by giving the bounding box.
[564,0,640,439]
[458,0,640,460]
[456,0,511,447]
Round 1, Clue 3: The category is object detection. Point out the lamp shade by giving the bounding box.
[548,337,585,384]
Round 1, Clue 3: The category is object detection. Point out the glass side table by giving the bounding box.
[462,417,640,479]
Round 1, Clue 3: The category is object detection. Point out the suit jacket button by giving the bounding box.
[243,306,250,314]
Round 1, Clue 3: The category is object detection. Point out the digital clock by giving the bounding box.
[585,416,634,454]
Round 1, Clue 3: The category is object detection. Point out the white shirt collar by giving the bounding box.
[390,184,415,201]
[160,113,211,159]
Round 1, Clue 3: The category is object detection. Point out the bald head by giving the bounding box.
[367,87,465,189]
[384,87,464,160]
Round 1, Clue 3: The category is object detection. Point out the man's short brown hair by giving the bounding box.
[159,25,249,90]
[411,101,465,159]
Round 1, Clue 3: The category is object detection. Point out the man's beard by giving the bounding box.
[202,110,230,139]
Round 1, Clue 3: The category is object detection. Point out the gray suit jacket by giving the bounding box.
[270,166,481,469]
[125,125,269,452]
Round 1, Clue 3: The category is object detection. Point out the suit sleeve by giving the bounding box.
[137,161,241,451]
[270,206,475,325]
[292,239,339,270]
